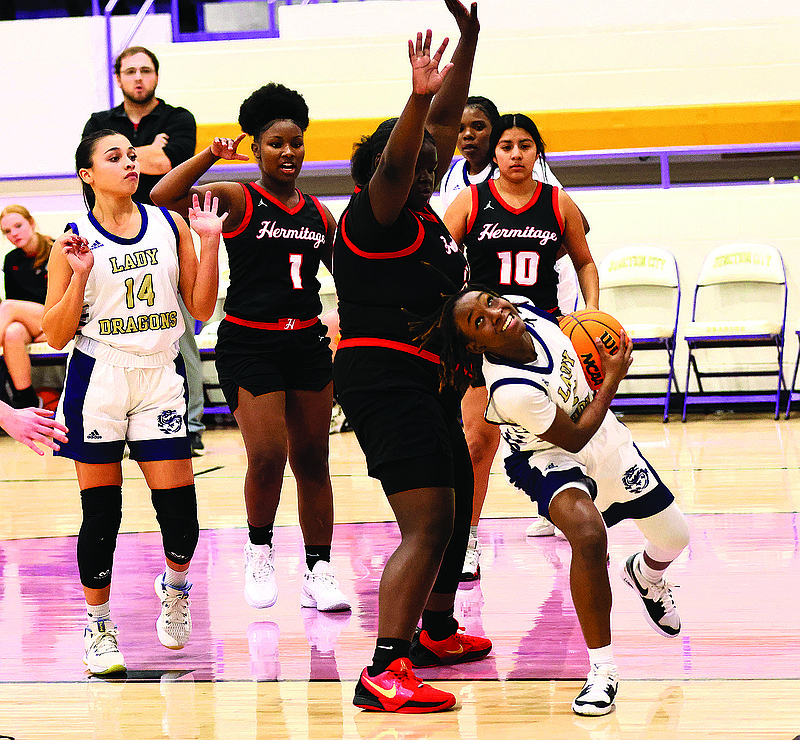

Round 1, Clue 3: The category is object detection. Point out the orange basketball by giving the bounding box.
[558,310,624,390]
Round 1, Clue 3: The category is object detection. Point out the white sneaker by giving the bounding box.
[620,553,681,637]
[329,401,347,434]
[526,516,556,537]
[460,536,481,582]
[83,618,126,675]
[154,573,192,649]
[300,560,351,611]
[572,663,619,716]
[244,542,278,608]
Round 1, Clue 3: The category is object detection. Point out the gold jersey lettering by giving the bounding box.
[109,248,159,274]
[557,350,575,401]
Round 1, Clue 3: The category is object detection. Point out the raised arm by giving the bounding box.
[42,233,93,350]
[426,0,479,187]
[368,30,452,226]
[177,192,225,321]
[537,330,632,452]
[151,135,248,230]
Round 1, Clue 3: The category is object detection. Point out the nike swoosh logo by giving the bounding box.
[445,645,464,655]
[361,674,397,699]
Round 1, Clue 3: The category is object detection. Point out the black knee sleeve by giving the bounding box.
[151,485,199,565]
[78,485,123,589]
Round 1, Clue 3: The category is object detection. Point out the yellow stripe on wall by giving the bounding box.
[197,102,800,163]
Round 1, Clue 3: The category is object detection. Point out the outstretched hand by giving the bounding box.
[443,0,479,38]
[0,405,68,456]
[211,134,249,162]
[189,190,228,238]
[408,30,452,96]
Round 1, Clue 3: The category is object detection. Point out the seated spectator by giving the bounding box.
[0,205,54,408]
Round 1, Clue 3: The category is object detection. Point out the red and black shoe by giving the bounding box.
[353,657,457,713]
[409,626,492,668]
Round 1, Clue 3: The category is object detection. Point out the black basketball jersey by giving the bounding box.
[222,182,328,322]
[463,180,564,313]
[334,186,469,347]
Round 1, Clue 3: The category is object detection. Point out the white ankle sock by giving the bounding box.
[587,644,615,668]
[637,553,667,584]
[164,565,188,589]
[87,601,111,622]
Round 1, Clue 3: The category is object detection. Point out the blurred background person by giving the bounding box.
[1,204,53,409]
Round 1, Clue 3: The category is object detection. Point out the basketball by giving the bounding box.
[558,310,624,390]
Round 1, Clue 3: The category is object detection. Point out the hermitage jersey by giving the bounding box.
[222,183,327,323]
[68,203,184,362]
[334,186,469,348]
[439,156,562,212]
[463,180,564,314]
[483,300,595,454]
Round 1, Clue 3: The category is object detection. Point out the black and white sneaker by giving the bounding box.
[620,553,680,637]
[572,663,619,716]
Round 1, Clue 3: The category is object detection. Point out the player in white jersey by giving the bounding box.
[439,98,589,581]
[415,287,690,717]
[42,130,224,676]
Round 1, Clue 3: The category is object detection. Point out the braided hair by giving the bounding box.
[413,284,499,395]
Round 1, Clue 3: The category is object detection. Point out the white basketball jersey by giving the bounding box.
[483,299,595,453]
[69,203,185,360]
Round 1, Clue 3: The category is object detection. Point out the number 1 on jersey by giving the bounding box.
[289,253,303,290]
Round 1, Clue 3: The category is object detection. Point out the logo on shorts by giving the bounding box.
[157,410,183,435]
[622,465,649,494]
[87,429,102,440]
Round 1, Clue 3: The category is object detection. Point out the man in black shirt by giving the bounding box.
[82,46,207,456]
[82,45,196,205]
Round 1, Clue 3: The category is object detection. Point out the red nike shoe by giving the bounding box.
[409,626,492,667]
[353,657,457,713]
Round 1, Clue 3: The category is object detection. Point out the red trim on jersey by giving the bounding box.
[337,337,440,364]
[251,182,305,215]
[224,314,318,331]
[414,207,440,223]
[308,194,328,232]
[465,184,479,234]
[552,186,565,234]
[222,183,253,239]
[339,211,425,260]
[489,178,542,215]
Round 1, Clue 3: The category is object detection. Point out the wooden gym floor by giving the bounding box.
[1,413,799,739]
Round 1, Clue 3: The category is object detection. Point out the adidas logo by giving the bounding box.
[89,240,104,251]
[87,429,102,440]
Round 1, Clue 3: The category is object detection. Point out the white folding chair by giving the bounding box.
[598,246,680,422]
[784,320,800,419]
[682,243,787,421]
